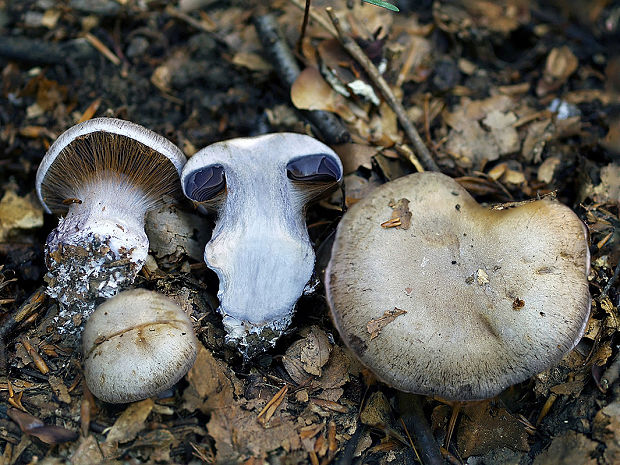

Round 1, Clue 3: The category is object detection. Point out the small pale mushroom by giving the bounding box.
[82,289,198,403]
[36,118,186,326]
[181,133,343,355]
[326,172,591,401]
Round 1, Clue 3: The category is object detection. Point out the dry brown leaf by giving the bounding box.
[532,431,597,465]
[300,327,332,377]
[522,119,554,163]
[291,67,357,122]
[283,326,332,381]
[332,143,378,173]
[33,77,68,112]
[70,435,104,465]
[282,339,310,385]
[105,398,154,444]
[368,101,401,146]
[7,408,78,444]
[457,402,529,458]
[366,308,407,340]
[131,429,178,463]
[381,198,412,230]
[462,0,530,34]
[537,157,561,184]
[317,38,380,105]
[592,401,620,465]
[48,375,71,404]
[207,400,301,463]
[231,52,271,72]
[443,96,519,168]
[315,346,352,390]
[183,344,237,413]
[537,46,579,97]
[0,189,43,241]
[593,164,620,204]
[360,391,391,428]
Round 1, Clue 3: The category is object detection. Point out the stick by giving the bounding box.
[0,286,46,374]
[296,0,312,53]
[253,13,350,145]
[324,7,439,172]
[398,393,445,465]
[0,36,96,64]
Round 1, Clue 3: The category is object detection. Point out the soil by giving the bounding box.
[0,1,619,464]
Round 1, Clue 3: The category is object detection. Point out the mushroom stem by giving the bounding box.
[397,393,445,465]
[53,175,149,256]
[45,175,150,317]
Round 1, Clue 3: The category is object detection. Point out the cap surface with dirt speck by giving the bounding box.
[326,172,591,401]
[82,288,198,403]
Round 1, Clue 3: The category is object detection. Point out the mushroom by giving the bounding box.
[326,172,591,401]
[181,133,343,355]
[82,288,198,403]
[36,118,186,325]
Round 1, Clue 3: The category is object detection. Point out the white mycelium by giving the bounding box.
[181,133,343,356]
[36,118,186,331]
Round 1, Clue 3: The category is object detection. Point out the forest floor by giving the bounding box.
[0,0,619,464]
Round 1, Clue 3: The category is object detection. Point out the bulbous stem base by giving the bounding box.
[44,179,149,334]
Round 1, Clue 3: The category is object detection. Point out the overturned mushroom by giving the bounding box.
[326,172,590,401]
[182,133,343,355]
[36,118,186,328]
[82,289,197,403]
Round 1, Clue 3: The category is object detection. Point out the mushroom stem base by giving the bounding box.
[222,313,293,359]
[45,189,149,332]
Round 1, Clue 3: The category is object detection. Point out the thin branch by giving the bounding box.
[0,286,46,373]
[398,393,446,465]
[324,7,439,172]
[289,0,337,37]
[254,13,350,144]
[296,0,312,54]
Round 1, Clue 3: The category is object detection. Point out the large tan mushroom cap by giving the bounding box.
[82,289,198,403]
[326,172,590,401]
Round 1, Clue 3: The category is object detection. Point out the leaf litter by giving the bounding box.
[0,0,619,464]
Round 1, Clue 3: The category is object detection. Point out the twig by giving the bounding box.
[400,417,422,463]
[0,286,46,374]
[323,7,440,172]
[0,36,96,64]
[602,261,620,298]
[289,0,337,36]
[83,32,120,65]
[296,0,312,53]
[394,144,425,173]
[253,13,350,145]
[398,393,445,465]
[333,422,366,465]
[166,5,213,35]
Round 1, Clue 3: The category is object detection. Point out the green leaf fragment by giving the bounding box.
[362,0,399,12]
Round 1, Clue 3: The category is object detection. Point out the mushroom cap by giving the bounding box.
[82,289,198,403]
[36,118,186,214]
[326,172,591,401]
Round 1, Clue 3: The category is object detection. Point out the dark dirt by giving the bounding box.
[0,0,619,464]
